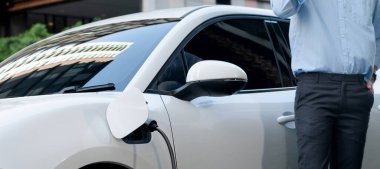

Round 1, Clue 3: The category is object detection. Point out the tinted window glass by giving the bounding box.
[149,55,187,92]
[147,50,202,93]
[276,21,291,62]
[278,21,290,45]
[0,19,178,99]
[266,21,295,87]
[184,19,282,90]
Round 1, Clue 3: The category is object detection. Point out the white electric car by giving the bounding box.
[0,5,379,169]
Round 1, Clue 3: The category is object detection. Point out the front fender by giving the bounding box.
[0,93,118,168]
[0,93,173,169]
[55,146,147,169]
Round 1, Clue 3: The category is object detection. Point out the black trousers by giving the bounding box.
[295,73,374,169]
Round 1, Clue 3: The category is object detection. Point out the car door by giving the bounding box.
[363,92,380,168]
[146,16,298,169]
[266,19,380,169]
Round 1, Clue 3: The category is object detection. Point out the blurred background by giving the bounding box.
[0,0,270,37]
[0,0,270,61]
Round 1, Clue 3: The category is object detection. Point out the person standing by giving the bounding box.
[271,0,380,169]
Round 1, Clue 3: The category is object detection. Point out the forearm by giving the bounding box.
[271,0,305,18]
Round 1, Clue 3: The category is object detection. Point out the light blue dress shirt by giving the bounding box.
[271,0,380,81]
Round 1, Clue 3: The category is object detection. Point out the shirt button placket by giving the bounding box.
[339,0,349,72]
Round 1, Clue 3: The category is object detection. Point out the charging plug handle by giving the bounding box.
[146,120,178,169]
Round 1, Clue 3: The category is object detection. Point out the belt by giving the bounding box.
[297,72,364,82]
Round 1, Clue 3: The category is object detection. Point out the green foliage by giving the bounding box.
[62,21,82,31]
[0,23,51,61]
[0,21,83,61]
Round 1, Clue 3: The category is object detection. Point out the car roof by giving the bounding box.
[59,6,207,35]
[56,5,276,36]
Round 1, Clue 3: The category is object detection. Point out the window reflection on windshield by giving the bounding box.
[0,42,132,82]
[3,18,179,64]
[0,42,131,98]
[0,19,178,99]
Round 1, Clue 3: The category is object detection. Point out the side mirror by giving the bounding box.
[173,60,247,101]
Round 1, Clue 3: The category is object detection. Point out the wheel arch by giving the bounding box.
[79,162,132,169]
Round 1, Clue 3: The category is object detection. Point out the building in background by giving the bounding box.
[143,0,270,11]
[0,0,141,37]
[0,0,269,37]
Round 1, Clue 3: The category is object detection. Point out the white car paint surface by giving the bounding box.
[0,5,379,169]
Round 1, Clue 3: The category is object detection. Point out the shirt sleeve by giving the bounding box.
[374,0,380,68]
[271,0,305,18]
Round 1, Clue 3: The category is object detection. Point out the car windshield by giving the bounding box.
[0,18,178,99]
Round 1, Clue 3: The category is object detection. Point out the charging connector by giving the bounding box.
[146,120,178,169]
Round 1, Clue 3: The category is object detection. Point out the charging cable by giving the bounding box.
[147,121,178,169]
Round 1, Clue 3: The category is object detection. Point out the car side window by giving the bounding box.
[147,49,203,92]
[148,54,187,92]
[148,18,287,93]
[278,21,290,45]
[266,20,295,87]
[183,18,283,90]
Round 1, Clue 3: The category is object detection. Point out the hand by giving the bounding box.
[373,65,378,82]
[368,65,378,93]
[367,80,374,94]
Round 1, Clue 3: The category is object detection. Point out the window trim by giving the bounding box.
[238,86,295,94]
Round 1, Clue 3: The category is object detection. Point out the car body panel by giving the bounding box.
[51,6,205,37]
[0,93,174,168]
[363,93,380,168]
[367,73,380,169]
[0,93,117,168]
[162,89,297,169]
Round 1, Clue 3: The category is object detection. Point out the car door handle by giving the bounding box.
[277,114,295,125]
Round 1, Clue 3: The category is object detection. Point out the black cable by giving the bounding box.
[156,127,178,169]
[148,121,178,169]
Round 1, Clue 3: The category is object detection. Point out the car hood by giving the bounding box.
[0,92,119,124]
